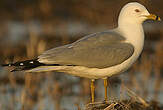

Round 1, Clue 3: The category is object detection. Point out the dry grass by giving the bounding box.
[85,100,163,110]
[85,86,163,110]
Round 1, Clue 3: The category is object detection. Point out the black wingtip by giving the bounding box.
[1,63,12,67]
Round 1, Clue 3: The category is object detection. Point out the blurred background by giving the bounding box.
[0,0,162,110]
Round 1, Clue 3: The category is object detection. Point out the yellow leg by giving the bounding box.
[104,78,108,101]
[91,79,95,103]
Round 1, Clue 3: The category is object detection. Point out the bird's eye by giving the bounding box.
[135,9,140,12]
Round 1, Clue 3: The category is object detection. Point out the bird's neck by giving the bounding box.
[118,23,144,44]
[117,23,144,56]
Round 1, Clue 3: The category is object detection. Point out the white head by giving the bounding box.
[118,2,160,27]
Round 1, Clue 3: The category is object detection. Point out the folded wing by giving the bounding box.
[38,31,134,68]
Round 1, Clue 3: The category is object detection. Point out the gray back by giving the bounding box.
[38,31,134,68]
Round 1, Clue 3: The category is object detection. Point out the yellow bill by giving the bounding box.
[146,14,161,21]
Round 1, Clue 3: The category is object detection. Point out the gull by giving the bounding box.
[2,2,161,103]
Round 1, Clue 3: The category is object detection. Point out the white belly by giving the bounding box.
[58,49,142,79]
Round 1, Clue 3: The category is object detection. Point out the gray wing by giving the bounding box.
[38,31,134,68]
